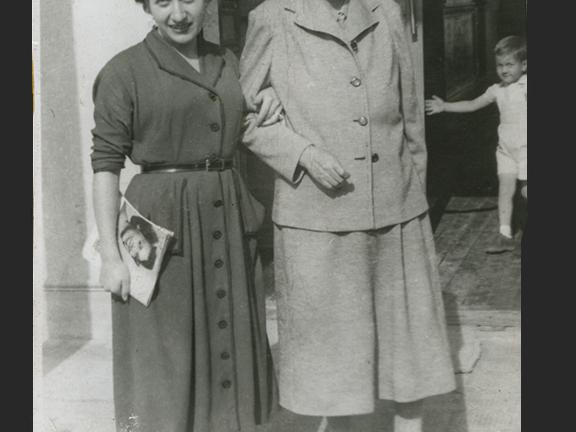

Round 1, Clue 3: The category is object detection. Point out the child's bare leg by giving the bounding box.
[486,173,517,253]
[393,400,423,432]
[498,173,517,237]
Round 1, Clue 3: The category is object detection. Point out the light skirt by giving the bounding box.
[273,212,456,416]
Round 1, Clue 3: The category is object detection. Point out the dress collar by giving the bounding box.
[500,74,527,89]
[517,74,527,85]
[144,28,225,90]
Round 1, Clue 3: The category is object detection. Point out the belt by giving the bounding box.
[141,157,234,173]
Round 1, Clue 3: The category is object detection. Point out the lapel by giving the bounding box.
[144,29,225,90]
[344,0,381,41]
[290,0,381,43]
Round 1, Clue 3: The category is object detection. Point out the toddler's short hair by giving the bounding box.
[494,36,527,62]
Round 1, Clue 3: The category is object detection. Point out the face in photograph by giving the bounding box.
[120,216,158,269]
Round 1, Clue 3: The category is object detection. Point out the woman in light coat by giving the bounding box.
[240,0,456,431]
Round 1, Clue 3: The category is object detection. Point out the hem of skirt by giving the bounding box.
[279,401,376,417]
[377,383,458,403]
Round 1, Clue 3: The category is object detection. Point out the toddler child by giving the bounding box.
[425,35,527,253]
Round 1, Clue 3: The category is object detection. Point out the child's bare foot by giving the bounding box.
[486,234,517,254]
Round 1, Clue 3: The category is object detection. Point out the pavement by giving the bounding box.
[39,313,520,432]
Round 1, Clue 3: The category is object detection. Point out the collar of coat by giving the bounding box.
[144,28,225,91]
[286,0,383,43]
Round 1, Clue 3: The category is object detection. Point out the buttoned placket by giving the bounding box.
[204,85,240,429]
[209,185,239,425]
[345,37,377,228]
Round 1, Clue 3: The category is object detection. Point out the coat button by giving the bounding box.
[218,320,228,329]
[221,351,231,360]
[356,116,368,126]
[209,92,218,101]
[217,289,227,299]
[371,153,380,163]
[213,200,223,208]
[210,123,221,132]
[222,380,232,389]
[215,259,224,268]
[350,77,362,87]
[213,230,223,240]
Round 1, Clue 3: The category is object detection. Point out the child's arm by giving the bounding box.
[425,93,494,115]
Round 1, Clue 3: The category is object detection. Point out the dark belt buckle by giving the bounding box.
[206,156,225,171]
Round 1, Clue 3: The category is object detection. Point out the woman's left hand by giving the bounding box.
[254,87,284,127]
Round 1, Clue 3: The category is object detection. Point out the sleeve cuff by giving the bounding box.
[291,144,313,184]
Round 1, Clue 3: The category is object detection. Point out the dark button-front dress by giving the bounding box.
[91,29,276,432]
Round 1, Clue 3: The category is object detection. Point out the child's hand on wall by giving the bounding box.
[425,95,445,115]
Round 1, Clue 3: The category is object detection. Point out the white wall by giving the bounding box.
[36,0,219,341]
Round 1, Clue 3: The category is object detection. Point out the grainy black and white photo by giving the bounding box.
[33,1,525,431]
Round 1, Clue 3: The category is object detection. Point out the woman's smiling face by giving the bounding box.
[147,0,209,47]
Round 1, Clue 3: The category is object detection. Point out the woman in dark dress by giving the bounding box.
[91,1,279,430]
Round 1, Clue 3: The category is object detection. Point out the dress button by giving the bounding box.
[218,320,228,329]
[217,290,227,299]
[371,153,380,163]
[221,351,231,360]
[213,200,223,208]
[357,116,368,126]
[222,380,232,389]
[350,77,362,87]
[213,230,222,240]
[210,123,221,132]
[209,92,218,101]
[215,259,224,268]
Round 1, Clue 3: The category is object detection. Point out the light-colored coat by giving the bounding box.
[240,0,429,232]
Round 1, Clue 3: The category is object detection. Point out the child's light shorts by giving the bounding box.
[496,145,527,180]
[496,126,527,181]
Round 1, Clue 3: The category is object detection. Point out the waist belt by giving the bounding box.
[141,157,234,173]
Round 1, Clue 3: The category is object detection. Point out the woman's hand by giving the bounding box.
[299,145,350,190]
[100,257,131,301]
[425,95,445,115]
[254,87,284,127]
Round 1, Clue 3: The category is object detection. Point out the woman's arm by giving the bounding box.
[93,171,131,300]
[90,60,136,301]
[239,6,315,184]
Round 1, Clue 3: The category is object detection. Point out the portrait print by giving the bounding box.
[116,199,173,306]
